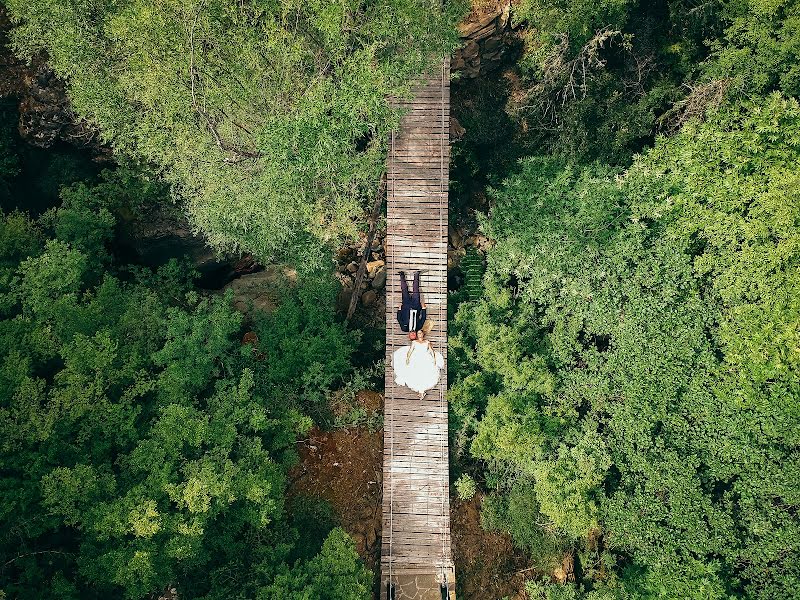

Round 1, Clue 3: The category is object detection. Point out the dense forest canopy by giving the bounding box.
[0,168,375,599]
[447,0,800,598]
[4,0,463,265]
[451,95,800,598]
[508,0,800,164]
[1,0,799,598]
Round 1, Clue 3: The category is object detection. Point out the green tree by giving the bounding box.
[451,95,800,598]
[5,0,463,266]
[0,172,366,599]
[705,0,800,97]
[258,528,372,600]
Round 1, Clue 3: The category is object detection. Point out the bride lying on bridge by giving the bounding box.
[392,329,445,400]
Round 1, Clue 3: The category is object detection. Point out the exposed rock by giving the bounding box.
[448,224,464,249]
[450,116,466,142]
[232,254,260,276]
[371,268,387,290]
[361,289,377,307]
[452,3,517,79]
[338,274,354,289]
[118,204,233,286]
[448,247,466,270]
[224,266,297,316]
[366,259,385,275]
[466,233,491,250]
[0,7,109,157]
[462,40,480,61]
[336,288,354,314]
[333,228,386,322]
[18,65,100,150]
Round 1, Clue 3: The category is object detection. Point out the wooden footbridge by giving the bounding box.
[382,59,455,599]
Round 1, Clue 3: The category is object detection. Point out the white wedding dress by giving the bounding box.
[392,340,445,395]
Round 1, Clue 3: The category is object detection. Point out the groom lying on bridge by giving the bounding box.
[396,270,427,339]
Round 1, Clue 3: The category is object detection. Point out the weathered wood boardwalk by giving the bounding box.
[382,60,455,600]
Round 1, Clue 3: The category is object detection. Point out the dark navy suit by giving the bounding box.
[396,271,426,332]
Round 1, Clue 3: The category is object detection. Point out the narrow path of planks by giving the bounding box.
[381,59,455,600]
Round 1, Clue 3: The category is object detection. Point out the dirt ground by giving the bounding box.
[289,391,386,575]
[451,495,532,599]
[289,391,533,600]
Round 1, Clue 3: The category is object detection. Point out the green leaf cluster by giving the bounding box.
[451,94,800,598]
[0,172,370,599]
[509,0,799,166]
[5,0,465,266]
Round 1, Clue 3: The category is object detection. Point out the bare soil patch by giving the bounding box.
[290,390,534,600]
[451,495,532,599]
[289,391,385,575]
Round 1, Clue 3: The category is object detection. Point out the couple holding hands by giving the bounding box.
[391,270,445,400]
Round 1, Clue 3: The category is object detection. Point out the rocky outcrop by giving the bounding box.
[452,3,516,79]
[0,6,107,156]
[117,204,240,288]
[18,65,103,151]
[448,224,492,270]
[335,231,387,317]
[450,116,466,142]
[223,265,298,316]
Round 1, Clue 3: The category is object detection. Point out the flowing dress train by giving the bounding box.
[392,340,444,395]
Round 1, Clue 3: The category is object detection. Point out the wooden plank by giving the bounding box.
[382,564,456,576]
[382,498,449,508]
[382,504,450,517]
[383,488,449,498]
[386,180,448,188]
[383,449,448,462]
[384,451,448,462]
[389,142,450,149]
[387,196,449,203]
[385,407,448,417]
[382,62,453,598]
[383,522,451,534]
[383,512,450,524]
[387,196,449,204]
[384,545,451,556]
[383,481,449,492]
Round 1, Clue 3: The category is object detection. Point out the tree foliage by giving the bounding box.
[509,0,799,165]
[705,0,800,97]
[5,0,463,265]
[0,173,370,599]
[450,94,800,598]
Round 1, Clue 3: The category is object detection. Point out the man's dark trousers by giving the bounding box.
[397,271,426,332]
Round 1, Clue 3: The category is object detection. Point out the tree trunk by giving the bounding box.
[346,173,386,322]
